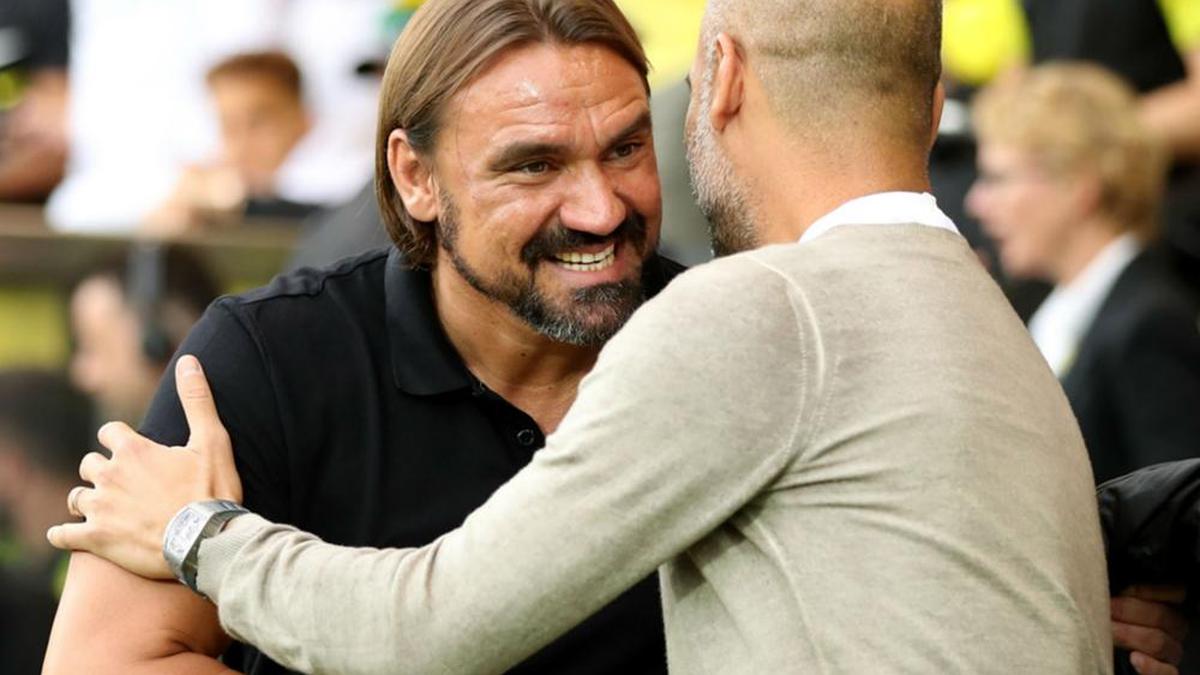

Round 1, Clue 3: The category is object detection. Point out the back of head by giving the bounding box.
[972,62,1168,240]
[206,51,304,102]
[374,0,649,266]
[703,0,942,148]
[0,370,93,482]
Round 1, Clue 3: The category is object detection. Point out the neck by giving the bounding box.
[749,140,932,246]
[431,262,599,433]
[1051,218,1124,286]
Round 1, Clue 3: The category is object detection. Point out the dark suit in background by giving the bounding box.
[1062,250,1200,486]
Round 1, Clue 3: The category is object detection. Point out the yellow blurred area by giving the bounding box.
[1161,0,1200,51]
[615,0,705,89]
[943,0,1029,86]
[0,289,68,368]
[943,0,1200,87]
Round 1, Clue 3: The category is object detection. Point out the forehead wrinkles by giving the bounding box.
[441,45,648,171]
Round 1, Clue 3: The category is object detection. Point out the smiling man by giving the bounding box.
[42,1,679,673]
[49,0,1130,673]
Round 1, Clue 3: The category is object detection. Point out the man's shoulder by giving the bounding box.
[229,247,392,310]
[186,247,394,371]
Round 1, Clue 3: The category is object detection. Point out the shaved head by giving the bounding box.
[702,0,942,147]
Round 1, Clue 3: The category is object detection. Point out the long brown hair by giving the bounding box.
[375,0,649,266]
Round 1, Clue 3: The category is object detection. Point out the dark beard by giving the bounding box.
[438,193,650,346]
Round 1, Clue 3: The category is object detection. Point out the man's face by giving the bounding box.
[68,277,163,423]
[967,143,1080,281]
[683,36,758,258]
[428,42,661,346]
[210,75,310,196]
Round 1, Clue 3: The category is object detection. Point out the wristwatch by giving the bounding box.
[163,499,249,596]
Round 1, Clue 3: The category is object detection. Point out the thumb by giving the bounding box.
[175,355,224,448]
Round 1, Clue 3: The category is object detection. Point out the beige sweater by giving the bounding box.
[200,225,1112,674]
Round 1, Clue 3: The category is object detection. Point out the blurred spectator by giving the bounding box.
[146,51,316,235]
[1023,0,1200,289]
[967,62,1200,486]
[0,370,93,674]
[68,245,220,425]
[47,0,389,233]
[0,0,70,202]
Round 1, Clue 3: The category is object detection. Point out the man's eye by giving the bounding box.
[613,142,641,159]
[517,161,551,175]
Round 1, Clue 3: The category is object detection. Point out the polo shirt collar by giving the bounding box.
[385,248,474,396]
[384,248,681,396]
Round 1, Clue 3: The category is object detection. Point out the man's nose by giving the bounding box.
[559,165,625,237]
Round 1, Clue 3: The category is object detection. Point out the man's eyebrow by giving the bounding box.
[603,111,653,150]
[488,141,569,171]
[685,75,692,91]
[487,112,653,170]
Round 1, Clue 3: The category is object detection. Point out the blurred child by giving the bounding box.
[146,51,315,234]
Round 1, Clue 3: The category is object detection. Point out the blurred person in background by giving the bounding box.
[0,0,70,203]
[967,62,1200,487]
[68,245,220,425]
[0,370,93,675]
[1021,0,1200,291]
[146,51,316,235]
[47,0,389,233]
[935,0,1200,309]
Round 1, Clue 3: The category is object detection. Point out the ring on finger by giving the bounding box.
[67,485,87,518]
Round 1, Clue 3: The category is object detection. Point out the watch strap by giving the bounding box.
[163,499,250,596]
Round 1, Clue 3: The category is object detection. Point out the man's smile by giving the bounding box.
[551,243,617,272]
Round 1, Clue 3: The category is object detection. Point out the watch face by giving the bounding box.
[165,508,205,560]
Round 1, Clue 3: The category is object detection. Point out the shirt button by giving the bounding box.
[516,429,539,447]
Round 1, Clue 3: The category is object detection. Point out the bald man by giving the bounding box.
[54,0,1114,672]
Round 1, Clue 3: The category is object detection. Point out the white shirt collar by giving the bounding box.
[1028,234,1141,377]
[799,192,960,244]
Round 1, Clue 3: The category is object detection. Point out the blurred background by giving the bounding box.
[0,0,1198,672]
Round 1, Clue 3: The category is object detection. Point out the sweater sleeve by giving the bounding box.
[196,256,816,675]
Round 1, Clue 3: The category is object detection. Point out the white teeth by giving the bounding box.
[553,244,616,271]
[559,256,616,272]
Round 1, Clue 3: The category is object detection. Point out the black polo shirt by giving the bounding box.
[141,247,684,675]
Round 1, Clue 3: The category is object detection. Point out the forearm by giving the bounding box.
[1140,51,1200,160]
[195,261,809,675]
[1141,83,1200,159]
[44,553,232,674]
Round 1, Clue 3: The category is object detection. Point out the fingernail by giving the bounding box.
[178,355,201,375]
[45,527,56,543]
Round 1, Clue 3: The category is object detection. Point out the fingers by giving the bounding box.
[175,355,224,447]
[1122,585,1188,605]
[1113,622,1184,666]
[78,451,108,483]
[1130,651,1180,675]
[96,421,148,456]
[1112,596,1190,642]
[46,522,94,551]
[66,485,89,518]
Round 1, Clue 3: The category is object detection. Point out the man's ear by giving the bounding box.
[387,129,439,222]
[930,80,946,148]
[708,33,745,133]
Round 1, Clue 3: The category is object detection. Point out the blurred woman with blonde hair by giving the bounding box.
[967,61,1200,486]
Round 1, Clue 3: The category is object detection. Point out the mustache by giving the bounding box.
[521,212,649,265]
